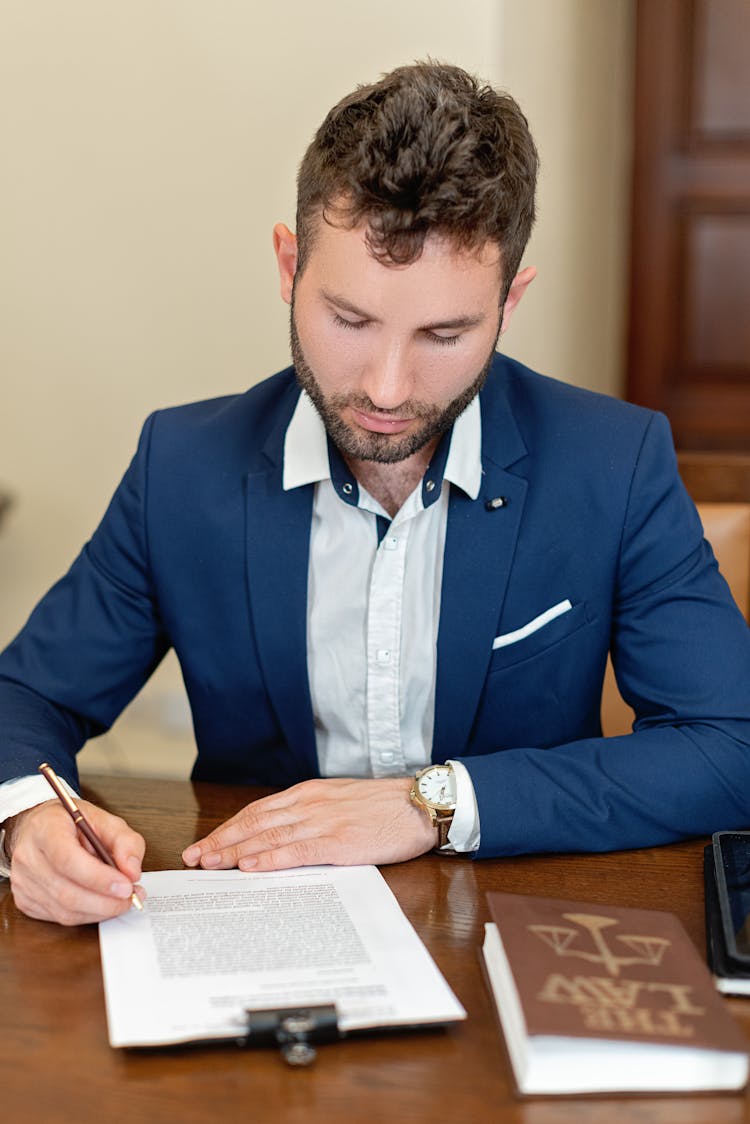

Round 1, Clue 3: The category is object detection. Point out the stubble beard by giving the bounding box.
[289,307,499,465]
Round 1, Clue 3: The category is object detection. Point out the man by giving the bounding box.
[1,63,749,926]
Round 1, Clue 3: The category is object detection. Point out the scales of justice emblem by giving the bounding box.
[528,913,671,978]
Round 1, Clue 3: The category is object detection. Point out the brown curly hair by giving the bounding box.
[295,61,538,298]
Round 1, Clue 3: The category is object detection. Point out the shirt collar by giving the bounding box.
[282,390,330,490]
[443,394,482,500]
[283,389,482,502]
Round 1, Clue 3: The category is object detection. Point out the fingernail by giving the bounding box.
[111,881,132,899]
[201,853,221,868]
[239,857,257,870]
[182,845,200,866]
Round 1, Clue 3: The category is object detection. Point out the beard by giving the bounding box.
[289,307,499,465]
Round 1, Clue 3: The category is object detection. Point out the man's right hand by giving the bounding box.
[5,800,146,925]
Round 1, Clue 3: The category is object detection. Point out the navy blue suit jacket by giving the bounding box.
[1,356,749,856]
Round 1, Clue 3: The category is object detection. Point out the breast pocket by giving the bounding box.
[474,599,599,752]
[488,599,590,672]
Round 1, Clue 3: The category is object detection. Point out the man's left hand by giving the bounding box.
[181,777,437,871]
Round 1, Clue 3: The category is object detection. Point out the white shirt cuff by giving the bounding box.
[0,774,79,878]
[445,759,480,852]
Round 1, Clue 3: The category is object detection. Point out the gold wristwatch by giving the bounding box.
[409,764,457,849]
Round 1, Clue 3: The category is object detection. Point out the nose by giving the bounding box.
[360,339,414,412]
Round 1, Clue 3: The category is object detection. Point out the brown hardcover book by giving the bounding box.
[482,891,749,1096]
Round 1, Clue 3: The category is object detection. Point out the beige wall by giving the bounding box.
[0,1,634,761]
[499,0,634,393]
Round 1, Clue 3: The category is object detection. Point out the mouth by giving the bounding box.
[348,406,416,435]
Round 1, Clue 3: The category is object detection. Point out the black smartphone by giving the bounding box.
[712,831,750,967]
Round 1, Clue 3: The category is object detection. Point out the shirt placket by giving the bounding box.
[366,515,412,777]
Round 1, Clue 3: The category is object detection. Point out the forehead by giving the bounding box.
[298,218,504,311]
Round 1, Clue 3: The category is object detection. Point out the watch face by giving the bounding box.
[416,765,457,810]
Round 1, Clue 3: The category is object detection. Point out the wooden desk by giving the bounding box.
[2,774,749,1124]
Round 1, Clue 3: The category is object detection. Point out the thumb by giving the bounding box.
[82,802,146,882]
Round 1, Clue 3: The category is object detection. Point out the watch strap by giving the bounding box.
[435,815,453,848]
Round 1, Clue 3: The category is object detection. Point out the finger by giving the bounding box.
[12,873,138,926]
[42,819,139,899]
[37,842,137,904]
[237,835,337,872]
[109,830,146,883]
[187,809,310,867]
[182,794,305,866]
[10,844,141,926]
[75,828,145,887]
[14,809,140,911]
[60,836,146,905]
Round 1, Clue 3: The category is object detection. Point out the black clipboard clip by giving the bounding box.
[243,1004,341,1066]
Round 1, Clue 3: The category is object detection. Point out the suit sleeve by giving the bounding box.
[0,414,169,791]
[459,413,750,856]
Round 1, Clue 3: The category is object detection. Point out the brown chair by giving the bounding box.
[601,500,750,737]
[677,452,750,506]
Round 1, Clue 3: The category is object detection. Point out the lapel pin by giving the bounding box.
[485,496,508,511]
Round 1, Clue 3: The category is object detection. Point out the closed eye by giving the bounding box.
[333,313,368,331]
[424,330,460,348]
[332,311,463,346]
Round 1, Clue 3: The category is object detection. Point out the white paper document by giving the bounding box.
[99,865,466,1047]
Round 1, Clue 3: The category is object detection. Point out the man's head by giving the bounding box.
[274,61,538,468]
[294,61,538,301]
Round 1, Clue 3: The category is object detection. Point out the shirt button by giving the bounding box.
[383,535,399,550]
[342,482,353,495]
[380,751,396,765]
[376,649,391,663]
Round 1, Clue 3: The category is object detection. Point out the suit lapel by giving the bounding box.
[433,370,529,760]
[244,389,319,778]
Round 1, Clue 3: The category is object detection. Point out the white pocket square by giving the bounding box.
[492,599,573,650]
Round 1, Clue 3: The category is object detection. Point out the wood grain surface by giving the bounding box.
[1,774,748,1124]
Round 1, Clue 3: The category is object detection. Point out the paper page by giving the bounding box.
[99,865,466,1047]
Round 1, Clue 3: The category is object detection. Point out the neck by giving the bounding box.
[345,440,439,519]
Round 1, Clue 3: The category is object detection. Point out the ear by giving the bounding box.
[273,223,298,305]
[500,266,537,333]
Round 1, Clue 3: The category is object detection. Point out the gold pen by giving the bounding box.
[38,762,143,911]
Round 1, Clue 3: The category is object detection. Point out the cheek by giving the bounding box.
[299,320,366,392]
[413,347,486,402]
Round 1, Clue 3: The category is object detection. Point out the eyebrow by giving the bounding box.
[321,288,487,332]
